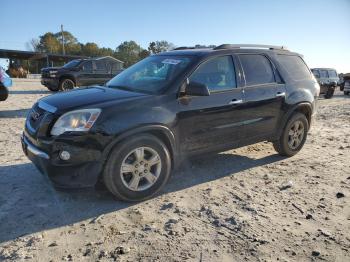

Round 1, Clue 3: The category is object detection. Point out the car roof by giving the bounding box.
[157,46,299,57]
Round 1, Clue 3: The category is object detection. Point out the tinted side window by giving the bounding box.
[239,54,275,86]
[277,55,311,81]
[189,56,236,92]
[95,60,107,73]
[82,61,93,72]
[311,69,320,78]
[328,70,337,78]
[320,70,328,78]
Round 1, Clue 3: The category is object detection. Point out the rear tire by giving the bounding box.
[103,134,171,202]
[59,78,75,91]
[344,91,349,96]
[273,113,309,157]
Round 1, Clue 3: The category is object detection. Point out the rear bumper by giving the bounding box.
[21,133,104,188]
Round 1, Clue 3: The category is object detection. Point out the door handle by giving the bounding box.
[229,99,243,105]
[276,92,286,97]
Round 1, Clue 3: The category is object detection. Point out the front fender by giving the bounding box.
[101,124,177,167]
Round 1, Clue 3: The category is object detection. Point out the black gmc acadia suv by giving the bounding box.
[41,56,123,91]
[22,44,320,201]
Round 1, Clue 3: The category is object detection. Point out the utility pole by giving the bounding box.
[61,24,65,55]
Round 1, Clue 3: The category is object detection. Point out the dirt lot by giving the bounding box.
[0,80,349,262]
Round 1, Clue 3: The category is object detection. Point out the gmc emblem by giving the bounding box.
[31,110,41,121]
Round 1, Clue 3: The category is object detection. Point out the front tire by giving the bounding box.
[273,113,309,157]
[59,78,75,91]
[103,134,171,201]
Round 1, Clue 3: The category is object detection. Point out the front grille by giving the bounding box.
[27,103,47,132]
[41,71,50,78]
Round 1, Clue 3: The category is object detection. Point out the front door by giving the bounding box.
[77,60,94,86]
[177,55,245,153]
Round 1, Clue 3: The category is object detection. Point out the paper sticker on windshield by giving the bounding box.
[162,59,181,65]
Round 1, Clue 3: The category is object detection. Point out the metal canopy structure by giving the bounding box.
[0,49,87,63]
[0,49,88,75]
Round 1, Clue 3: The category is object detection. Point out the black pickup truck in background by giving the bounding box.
[41,56,124,91]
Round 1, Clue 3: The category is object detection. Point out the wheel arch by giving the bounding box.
[276,102,313,138]
[59,75,76,85]
[101,125,177,175]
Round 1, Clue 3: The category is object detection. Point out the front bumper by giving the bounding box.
[319,85,335,94]
[21,132,105,188]
[41,78,58,88]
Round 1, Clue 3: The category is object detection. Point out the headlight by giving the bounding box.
[50,109,101,136]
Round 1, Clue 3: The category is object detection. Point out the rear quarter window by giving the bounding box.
[277,55,311,81]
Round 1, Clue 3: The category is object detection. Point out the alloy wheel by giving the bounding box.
[120,147,162,191]
[288,120,304,150]
[62,79,75,90]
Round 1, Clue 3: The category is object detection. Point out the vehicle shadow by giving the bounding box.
[0,108,30,118]
[0,152,283,243]
[9,90,51,95]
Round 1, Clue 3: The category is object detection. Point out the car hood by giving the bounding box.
[39,86,148,113]
[41,67,62,72]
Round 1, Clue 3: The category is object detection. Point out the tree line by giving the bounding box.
[28,31,179,67]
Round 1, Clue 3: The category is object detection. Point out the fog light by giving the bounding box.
[59,150,71,161]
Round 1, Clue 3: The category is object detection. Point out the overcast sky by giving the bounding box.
[1,0,349,72]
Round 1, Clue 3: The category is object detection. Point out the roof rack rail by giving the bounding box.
[173,46,196,50]
[213,44,289,51]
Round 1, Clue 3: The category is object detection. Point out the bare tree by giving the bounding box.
[26,38,40,51]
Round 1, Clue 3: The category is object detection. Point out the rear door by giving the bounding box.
[93,59,110,85]
[238,53,285,141]
[178,55,245,153]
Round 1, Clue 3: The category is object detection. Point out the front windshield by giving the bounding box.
[63,59,82,68]
[106,55,193,94]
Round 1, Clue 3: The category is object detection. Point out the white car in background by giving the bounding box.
[0,66,12,101]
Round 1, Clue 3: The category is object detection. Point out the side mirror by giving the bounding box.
[186,81,210,96]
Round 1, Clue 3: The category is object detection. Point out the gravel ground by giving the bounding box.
[0,80,349,262]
